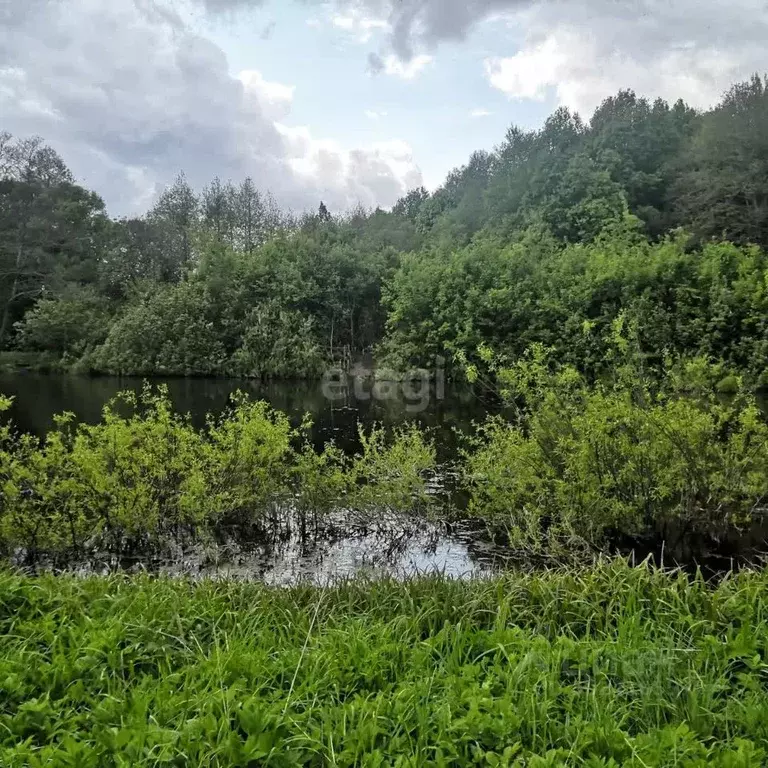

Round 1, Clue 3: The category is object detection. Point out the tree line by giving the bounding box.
[3,75,768,381]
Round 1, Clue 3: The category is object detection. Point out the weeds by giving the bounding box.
[1,560,768,765]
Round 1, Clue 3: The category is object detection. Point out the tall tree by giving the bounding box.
[318,201,332,222]
[202,176,237,244]
[392,186,429,220]
[673,75,768,247]
[234,177,265,253]
[588,90,696,235]
[99,216,175,296]
[0,134,105,347]
[149,172,198,279]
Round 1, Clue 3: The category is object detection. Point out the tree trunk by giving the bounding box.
[0,275,18,349]
[0,242,24,348]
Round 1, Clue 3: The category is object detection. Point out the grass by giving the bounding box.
[1,561,768,766]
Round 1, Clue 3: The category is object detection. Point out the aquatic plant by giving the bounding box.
[0,386,438,566]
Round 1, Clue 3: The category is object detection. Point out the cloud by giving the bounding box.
[380,53,433,80]
[367,51,434,79]
[238,70,295,120]
[259,19,276,39]
[194,0,519,56]
[485,36,568,102]
[482,0,768,115]
[364,109,388,120]
[325,0,768,118]
[469,108,492,118]
[367,52,385,74]
[332,9,388,42]
[326,0,530,59]
[276,127,422,209]
[197,0,267,12]
[0,0,422,216]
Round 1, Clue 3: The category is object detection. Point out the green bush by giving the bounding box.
[90,282,227,375]
[348,423,437,515]
[463,346,768,557]
[14,291,112,359]
[0,386,438,564]
[383,222,768,383]
[227,302,325,378]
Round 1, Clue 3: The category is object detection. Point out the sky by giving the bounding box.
[2,0,767,217]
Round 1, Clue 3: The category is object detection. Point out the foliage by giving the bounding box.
[3,562,768,765]
[348,423,436,514]
[463,342,768,558]
[14,290,112,359]
[90,282,227,375]
[228,302,325,378]
[4,75,768,380]
[673,75,768,247]
[0,386,437,563]
[0,134,108,349]
[384,219,768,380]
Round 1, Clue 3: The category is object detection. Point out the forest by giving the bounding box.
[5,74,768,767]
[3,71,768,572]
[3,75,768,384]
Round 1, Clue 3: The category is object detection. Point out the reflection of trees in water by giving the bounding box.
[0,373,491,460]
[39,506,507,585]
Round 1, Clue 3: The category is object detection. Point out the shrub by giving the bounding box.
[90,283,226,375]
[14,291,112,359]
[463,346,768,557]
[0,386,440,565]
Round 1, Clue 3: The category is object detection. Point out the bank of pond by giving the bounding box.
[2,562,768,766]
[3,364,768,765]
[2,350,768,578]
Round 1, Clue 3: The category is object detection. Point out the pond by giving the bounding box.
[0,373,511,583]
[0,372,499,457]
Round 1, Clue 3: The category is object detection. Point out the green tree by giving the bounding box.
[0,134,107,347]
[148,172,199,280]
[673,75,768,247]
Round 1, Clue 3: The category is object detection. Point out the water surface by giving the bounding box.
[0,373,508,583]
[0,373,497,457]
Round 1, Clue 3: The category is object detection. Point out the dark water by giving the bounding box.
[0,373,508,583]
[0,373,495,458]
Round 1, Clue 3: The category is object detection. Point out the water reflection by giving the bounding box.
[165,517,505,585]
[0,373,510,584]
[0,372,496,458]
[55,512,510,585]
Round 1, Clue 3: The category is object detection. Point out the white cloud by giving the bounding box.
[326,0,530,59]
[484,0,768,116]
[364,109,388,120]
[0,0,423,215]
[381,53,433,80]
[485,34,571,102]
[276,125,422,208]
[327,0,768,119]
[332,10,388,42]
[238,70,295,120]
[469,108,492,118]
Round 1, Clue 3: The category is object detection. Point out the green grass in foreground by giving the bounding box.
[1,562,768,767]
